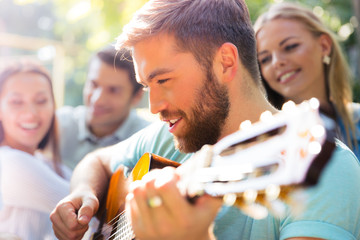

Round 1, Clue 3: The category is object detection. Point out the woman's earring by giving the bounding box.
[323,55,331,65]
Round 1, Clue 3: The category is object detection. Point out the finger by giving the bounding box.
[50,203,88,240]
[127,180,157,237]
[56,202,86,230]
[144,177,176,237]
[153,167,188,210]
[77,197,99,225]
[52,220,88,240]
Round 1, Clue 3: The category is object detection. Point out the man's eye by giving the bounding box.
[157,78,169,85]
[109,87,121,94]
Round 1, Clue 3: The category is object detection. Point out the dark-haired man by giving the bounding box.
[57,46,151,169]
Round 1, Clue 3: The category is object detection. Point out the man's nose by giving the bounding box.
[148,87,168,114]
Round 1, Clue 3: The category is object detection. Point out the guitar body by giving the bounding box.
[91,153,180,240]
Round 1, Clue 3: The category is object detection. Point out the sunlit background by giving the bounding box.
[0,0,359,107]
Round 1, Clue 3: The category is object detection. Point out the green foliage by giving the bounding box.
[52,0,360,106]
[2,0,358,106]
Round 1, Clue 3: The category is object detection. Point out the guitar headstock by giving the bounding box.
[177,98,336,219]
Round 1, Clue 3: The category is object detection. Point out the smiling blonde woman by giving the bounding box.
[254,2,360,159]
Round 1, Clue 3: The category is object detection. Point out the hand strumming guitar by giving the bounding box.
[126,166,223,240]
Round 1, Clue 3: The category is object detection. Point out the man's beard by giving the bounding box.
[162,69,230,153]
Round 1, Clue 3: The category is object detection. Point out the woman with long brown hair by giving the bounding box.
[0,59,71,239]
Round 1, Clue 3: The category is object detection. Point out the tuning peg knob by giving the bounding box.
[260,110,273,122]
[243,189,258,204]
[239,203,269,220]
[239,120,252,130]
[223,193,237,206]
[265,184,280,201]
[309,98,320,110]
[281,100,296,111]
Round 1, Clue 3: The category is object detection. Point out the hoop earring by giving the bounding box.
[323,55,331,65]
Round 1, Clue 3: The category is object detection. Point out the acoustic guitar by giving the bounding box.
[91,98,336,240]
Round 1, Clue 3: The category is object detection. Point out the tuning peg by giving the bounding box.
[223,193,237,206]
[239,120,252,130]
[265,184,280,201]
[310,124,325,138]
[260,110,273,122]
[257,197,287,218]
[224,191,269,220]
[239,203,269,220]
[243,189,258,204]
[308,141,322,155]
[281,100,296,111]
[309,98,320,110]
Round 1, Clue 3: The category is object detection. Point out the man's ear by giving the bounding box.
[319,33,332,57]
[215,42,239,83]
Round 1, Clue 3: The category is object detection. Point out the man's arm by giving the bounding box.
[50,145,117,240]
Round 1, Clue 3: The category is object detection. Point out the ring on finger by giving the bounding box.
[147,196,162,208]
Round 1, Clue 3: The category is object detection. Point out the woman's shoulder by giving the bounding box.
[0,146,33,159]
[0,146,49,171]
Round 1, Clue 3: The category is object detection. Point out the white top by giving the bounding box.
[0,146,72,240]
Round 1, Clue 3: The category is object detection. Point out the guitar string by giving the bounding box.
[109,210,134,240]
[92,210,126,240]
[92,210,134,240]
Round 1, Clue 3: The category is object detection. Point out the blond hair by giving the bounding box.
[254,2,356,150]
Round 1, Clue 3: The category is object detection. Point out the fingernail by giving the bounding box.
[79,215,89,223]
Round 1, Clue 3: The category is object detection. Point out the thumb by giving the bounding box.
[77,197,99,225]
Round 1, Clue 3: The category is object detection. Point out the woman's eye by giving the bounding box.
[285,43,299,51]
[259,56,271,65]
[10,100,22,105]
[36,99,48,104]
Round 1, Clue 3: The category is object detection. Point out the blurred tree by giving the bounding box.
[0,0,359,105]
[50,0,147,106]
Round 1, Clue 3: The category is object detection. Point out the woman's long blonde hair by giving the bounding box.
[0,59,63,176]
[254,2,356,151]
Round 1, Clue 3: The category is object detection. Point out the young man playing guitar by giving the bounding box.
[50,0,360,239]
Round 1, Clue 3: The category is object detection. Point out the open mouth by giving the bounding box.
[168,118,181,127]
[278,69,300,83]
[20,122,39,130]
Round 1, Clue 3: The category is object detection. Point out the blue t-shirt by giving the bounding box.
[110,121,360,240]
[110,121,193,175]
